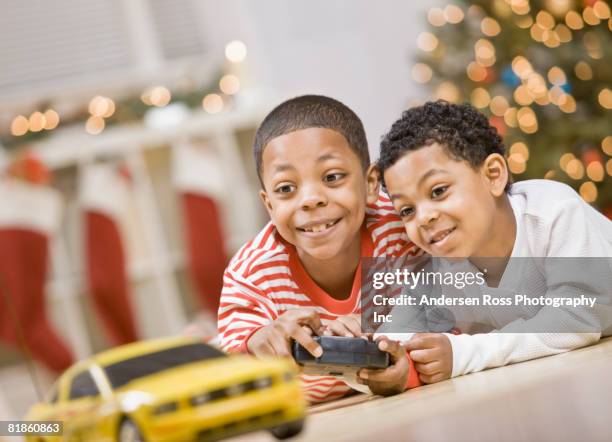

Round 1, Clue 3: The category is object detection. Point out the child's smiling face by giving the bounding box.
[383,143,505,257]
[259,127,377,263]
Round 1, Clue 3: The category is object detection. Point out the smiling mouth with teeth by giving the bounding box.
[429,227,456,244]
[297,219,341,233]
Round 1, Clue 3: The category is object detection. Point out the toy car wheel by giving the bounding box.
[269,419,304,440]
[118,418,145,442]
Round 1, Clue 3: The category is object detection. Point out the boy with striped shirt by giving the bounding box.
[217,95,421,403]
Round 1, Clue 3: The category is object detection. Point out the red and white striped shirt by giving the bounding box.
[218,193,420,403]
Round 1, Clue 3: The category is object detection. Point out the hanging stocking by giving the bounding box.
[0,178,73,373]
[80,164,138,345]
[173,142,227,315]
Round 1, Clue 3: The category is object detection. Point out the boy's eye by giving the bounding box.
[275,184,296,194]
[323,173,345,183]
[399,206,415,218]
[431,185,448,198]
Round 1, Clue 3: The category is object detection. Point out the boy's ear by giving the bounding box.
[259,189,274,216]
[482,153,509,197]
[365,164,381,204]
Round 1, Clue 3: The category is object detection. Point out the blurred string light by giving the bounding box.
[602,136,612,156]
[225,40,247,63]
[583,6,600,25]
[412,63,433,83]
[579,181,597,203]
[559,152,576,171]
[43,110,60,130]
[515,15,533,28]
[10,109,60,136]
[508,148,527,174]
[565,158,585,180]
[88,96,115,118]
[555,24,572,42]
[435,81,460,102]
[470,87,491,108]
[583,32,603,59]
[481,17,501,36]
[10,116,29,136]
[504,107,518,127]
[575,61,593,80]
[517,107,538,134]
[593,1,611,19]
[428,7,446,26]
[510,0,530,16]
[544,170,556,179]
[586,161,605,182]
[85,116,105,135]
[546,0,573,17]
[490,95,509,116]
[444,5,464,23]
[491,1,510,18]
[219,74,240,95]
[599,88,612,109]
[565,10,584,29]
[28,112,45,132]
[607,159,612,177]
[141,87,171,107]
[417,32,439,52]
[467,61,488,82]
[547,66,566,85]
[84,95,115,134]
[510,141,529,161]
[474,39,496,66]
[202,93,223,113]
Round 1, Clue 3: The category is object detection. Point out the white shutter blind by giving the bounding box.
[0,0,132,94]
[149,0,206,60]
[0,0,207,98]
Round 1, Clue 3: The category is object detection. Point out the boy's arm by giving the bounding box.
[218,269,324,357]
[217,270,277,353]
[446,332,599,377]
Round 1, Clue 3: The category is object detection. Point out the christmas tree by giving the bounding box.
[412,0,611,216]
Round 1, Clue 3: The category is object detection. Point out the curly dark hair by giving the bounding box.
[378,100,510,191]
[253,95,369,183]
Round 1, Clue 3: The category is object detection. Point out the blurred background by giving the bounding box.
[0,0,610,422]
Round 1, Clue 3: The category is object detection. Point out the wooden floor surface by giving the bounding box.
[230,337,612,442]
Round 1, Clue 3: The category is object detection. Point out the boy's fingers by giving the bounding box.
[376,338,404,362]
[408,348,438,363]
[403,333,440,351]
[294,309,324,333]
[418,372,446,384]
[414,360,441,375]
[253,340,276,357]
[291,326,323,357]
[269,332,292,357]
[340,316,362,336]
[327,321,354,337]
[360,350,407,381]
[302,325,314,336]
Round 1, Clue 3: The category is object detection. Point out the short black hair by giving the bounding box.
[378,100,510,191]
[253,95,369,182]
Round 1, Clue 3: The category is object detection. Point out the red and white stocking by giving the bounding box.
[173,143,227,315]
[0,179,74,373]
[80,164,138,345]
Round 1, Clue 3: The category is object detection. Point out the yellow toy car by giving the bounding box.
[25,336,306,441]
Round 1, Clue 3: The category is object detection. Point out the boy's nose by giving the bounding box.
[300,186,328,209]
[417,205,439,227]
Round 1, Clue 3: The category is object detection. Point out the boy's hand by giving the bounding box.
[323,314,362,337]
[247,309,324,358]
[404,333,452,383]
[357,337,408,396]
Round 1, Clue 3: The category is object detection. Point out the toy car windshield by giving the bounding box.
[103,343,226,389]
